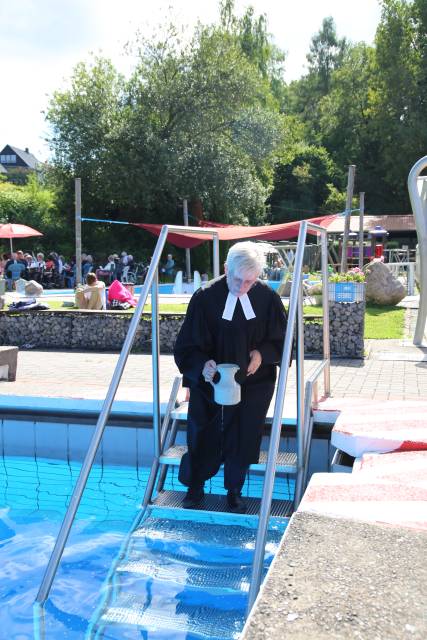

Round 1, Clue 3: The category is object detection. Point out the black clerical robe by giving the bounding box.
[174,275,287,487]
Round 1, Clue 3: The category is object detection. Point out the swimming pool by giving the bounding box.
[39,280,297,297]
[0,442,290,638]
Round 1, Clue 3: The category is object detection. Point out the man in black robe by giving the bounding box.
[174,241,287,512]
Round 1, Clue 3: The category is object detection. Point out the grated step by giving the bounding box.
[128,517,283,566]
[117,556,258,593]
[152,490,293,518]
[100,594,245,639]
[159,445,298,473]
[132,516,283,549]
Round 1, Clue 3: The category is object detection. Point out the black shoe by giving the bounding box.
[182,486,205,508]
[227,490,247,514]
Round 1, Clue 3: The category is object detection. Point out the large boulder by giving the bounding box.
[364,259,406,305]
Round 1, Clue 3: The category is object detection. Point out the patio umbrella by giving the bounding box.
[0,223,43,253]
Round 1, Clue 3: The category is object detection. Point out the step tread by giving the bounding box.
[100,594,244,639]
[159,445,297,472]
[152,490,293,518]
[117,557,255,592]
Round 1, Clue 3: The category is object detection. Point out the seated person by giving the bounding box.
[75,273,106,310]
[4,253,27,291]
[96,255,116,284]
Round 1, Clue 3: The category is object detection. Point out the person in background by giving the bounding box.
[96,255,116,284]
[4,252,27,290]
[174,241,287,513]
[161,254,175,277]
[75,272,106,310]
[0,253,9,276]
[24,253,38,280]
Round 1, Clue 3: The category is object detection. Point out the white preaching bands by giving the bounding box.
[222,292,256,321]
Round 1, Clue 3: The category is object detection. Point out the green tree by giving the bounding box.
[372,0,427,210]
[268,144,338,222]
[0,174,61,253]
[307,17,348,96]
[46,15,286,254]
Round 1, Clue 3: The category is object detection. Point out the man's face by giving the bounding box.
[225,265,258,297]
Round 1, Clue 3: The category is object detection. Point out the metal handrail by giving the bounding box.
[247,221,331,614]
[408,156,427,345]
[35,224,220,604]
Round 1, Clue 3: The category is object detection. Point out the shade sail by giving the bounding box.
[133,214,340,249]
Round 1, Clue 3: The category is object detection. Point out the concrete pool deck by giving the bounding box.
[0,304,427,639]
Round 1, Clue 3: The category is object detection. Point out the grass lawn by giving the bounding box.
[44,299,406,339]
[364,304,405,339]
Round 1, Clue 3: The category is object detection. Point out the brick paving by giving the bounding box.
[0,304,426,403]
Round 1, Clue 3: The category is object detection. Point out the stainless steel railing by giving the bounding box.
[35,224,220,604]
[247,220,331,614]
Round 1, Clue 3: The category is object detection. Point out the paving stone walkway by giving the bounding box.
[0,297,426,403]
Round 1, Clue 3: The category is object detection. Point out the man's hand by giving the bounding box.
[202,359,217,382]
[247,350,262,376]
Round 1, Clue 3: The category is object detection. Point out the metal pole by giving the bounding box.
[183,199,191,282]
[321,230,331,396]
[358,192,365,271]
[35,225,170,604]
[213,233,220,278]
[340,165,356,273]
[151,271,161,458]
[294,275,305,505]
[75,178,82,286]
[408,158,427,345]
[247,221,308,615]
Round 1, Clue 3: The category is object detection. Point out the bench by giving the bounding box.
[0,346,18,381]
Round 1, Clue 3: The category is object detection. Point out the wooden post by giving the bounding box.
[183,198,191,283]
[75,178,82,286]
[358,192,365,270]
[340,165,356,272]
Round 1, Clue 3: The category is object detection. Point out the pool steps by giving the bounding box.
[91,511,284,639]
[153,489,293,518]
[159,444,298,474]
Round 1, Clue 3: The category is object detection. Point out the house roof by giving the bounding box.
[1,145,40,169]
[325,214,415,234]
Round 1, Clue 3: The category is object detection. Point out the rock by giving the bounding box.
[25,280,44,297]
[363,259,406,305]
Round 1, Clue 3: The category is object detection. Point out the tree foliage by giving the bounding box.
[37,0,427,263]
[46,13,286,248]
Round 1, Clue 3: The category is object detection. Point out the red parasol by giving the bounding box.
[0,223,43,253]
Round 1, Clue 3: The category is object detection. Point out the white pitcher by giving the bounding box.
[210,363,241,405]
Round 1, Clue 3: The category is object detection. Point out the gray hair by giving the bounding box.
[225,241,265,276]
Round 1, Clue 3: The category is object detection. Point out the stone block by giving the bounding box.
[0,345,18,381]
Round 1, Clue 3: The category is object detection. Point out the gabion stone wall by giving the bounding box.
[0,303,364,357]
[304,302,365,358]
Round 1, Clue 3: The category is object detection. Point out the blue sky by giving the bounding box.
[1,0,382,162]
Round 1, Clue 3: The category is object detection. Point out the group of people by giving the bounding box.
[0,249,144,291]
[0,250,65,291]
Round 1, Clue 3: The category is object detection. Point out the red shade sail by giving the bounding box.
[133,214,339,249]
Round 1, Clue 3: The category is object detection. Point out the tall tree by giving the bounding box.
[45,15,286,256]
[373,0,427,209]
[307,17,348,96]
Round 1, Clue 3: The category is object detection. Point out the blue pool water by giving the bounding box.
[0,455,290,638]
[40,280,305,297]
